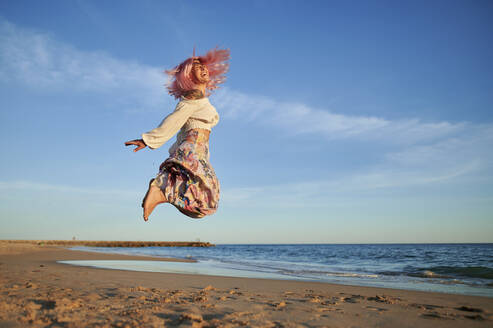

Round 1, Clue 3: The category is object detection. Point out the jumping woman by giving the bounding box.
[125,47,230,221]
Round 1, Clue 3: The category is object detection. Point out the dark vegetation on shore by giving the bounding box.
[1,240,214,247]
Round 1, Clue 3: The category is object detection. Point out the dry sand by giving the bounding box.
[0,242,492,327]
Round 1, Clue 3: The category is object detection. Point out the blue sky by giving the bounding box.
[1,0,492,243]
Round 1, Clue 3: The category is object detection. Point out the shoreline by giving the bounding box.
[1,242,492,327]
[66,243,493,298]
[59,254,493,299]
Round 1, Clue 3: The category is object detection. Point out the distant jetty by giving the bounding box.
[1,240,214,248]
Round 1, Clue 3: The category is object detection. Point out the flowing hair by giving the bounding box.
[166,47,230,99]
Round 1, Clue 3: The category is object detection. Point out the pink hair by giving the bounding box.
[165,47,230,99]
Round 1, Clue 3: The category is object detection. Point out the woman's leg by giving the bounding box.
[142,179,167,221]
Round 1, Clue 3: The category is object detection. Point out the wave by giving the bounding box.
[325,272,379,278]
[426,266,493,280]
[379,266,493,280]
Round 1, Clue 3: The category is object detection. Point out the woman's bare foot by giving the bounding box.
[142,180,167,221]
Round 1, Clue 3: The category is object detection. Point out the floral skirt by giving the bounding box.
[152,129,220,218]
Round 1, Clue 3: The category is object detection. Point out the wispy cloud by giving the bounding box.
[214,88,467,144]
[0,19,171,111]
[386,125,493,167]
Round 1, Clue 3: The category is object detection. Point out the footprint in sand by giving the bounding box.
[367,295,400,304]
[410,303,444,310]
[229,289,243,295]
[273,301,286,310]
[309,297,322,304]
[340,296,359,304]
[455,306,483,313]
[420,312,448,320]
[365,305,388,313]
[25,282,38,289]
[463,314,486,321]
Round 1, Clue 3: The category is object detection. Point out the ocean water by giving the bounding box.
[62,243,493,297]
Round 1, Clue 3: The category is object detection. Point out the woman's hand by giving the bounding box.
[125,139,147,152]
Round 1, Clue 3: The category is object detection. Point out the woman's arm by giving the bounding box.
[124,100,197,152]
[141,101,196,149]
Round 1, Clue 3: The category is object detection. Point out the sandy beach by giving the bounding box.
[0,242,492,327]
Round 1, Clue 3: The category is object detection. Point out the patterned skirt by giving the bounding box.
[152,129,220,218]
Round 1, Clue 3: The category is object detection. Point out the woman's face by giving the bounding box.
[191,60,209,84]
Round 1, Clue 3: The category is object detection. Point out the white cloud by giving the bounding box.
[0,20,171,111]
[384,124,493,173]
[214,88,466,144]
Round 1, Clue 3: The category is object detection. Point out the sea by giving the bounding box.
[61,243,493,298]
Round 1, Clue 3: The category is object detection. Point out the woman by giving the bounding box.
[125,47,230,221]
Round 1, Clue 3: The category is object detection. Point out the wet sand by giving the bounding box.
[0,242,492,327]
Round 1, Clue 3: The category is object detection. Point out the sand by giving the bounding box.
[2,240,214,248]
[0,242,492,327]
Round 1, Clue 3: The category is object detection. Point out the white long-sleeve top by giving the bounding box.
[142,97,219,150]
